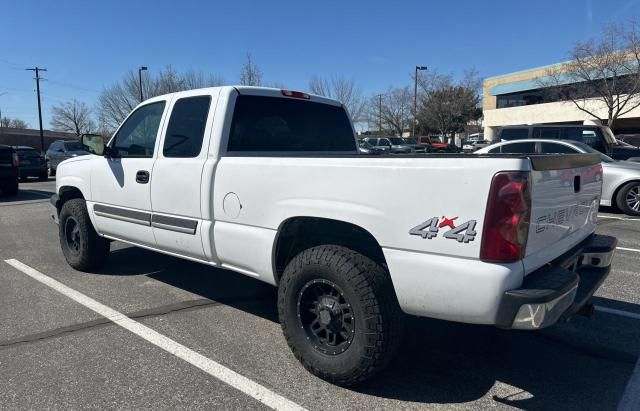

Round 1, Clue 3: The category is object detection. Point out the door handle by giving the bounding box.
[136,170,150,184]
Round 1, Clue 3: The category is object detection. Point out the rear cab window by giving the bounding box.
[227,95,356,153]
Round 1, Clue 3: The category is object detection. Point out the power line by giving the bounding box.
[26,67,47,154]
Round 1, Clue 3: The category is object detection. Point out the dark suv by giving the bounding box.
[0,145,19,196]
[13,146,48,181]
[46,140,89,176]
[498,125,640,161]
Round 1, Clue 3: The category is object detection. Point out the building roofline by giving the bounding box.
[484,59,571,82]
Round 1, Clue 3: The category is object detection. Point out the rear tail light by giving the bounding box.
[11,152,19,167]
[281,89,310,99]
[480,171,531,263]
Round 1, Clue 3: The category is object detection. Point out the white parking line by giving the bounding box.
[598,215,640,221]
[4,259,306,411]
[617,247,640,254]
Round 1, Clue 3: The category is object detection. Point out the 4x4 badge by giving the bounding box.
[409,217,477,243]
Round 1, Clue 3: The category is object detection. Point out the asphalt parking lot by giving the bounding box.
[1,178,639,410]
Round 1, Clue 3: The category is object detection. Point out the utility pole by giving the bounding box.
[413,65,427,137]
[138,66,148,102]
[377,94,383,135]
[0,91,6,138]
[26,67,47,154]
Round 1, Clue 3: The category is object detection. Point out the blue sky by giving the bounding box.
[0,0,638,128]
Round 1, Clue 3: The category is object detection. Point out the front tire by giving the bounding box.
[616,182,640,216]
[59,198,110,271]
[278,245,404,386]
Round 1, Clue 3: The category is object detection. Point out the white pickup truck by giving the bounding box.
[51,86,616,386]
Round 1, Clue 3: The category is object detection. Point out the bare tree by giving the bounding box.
[367,87,412,135]
[50,99,95,135]
[309,75,367,122]
[417,70,480,140]
[539,20,640,129]
[0,117,28,128]
[239,53,263,86]
[97,66,225,132]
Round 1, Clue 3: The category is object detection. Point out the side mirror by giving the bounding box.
[82,134,106,156]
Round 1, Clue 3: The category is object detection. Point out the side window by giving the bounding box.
[380,139,391,146]
[111,101,166,158]
[540,142,578,154]
[564,128,606,152]
[500,128,529,141]
[582,130,606,152]
[163,96,211,158]
[500,142,536,154]
[367,138,377,146]
[533,128,562,139]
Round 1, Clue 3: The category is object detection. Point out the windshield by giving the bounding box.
[572,141,615,163]
[403,138,419,144]
[64,141,83,151]
[358,140,372,148]
[388,137,405,145]
[430,136,442,143]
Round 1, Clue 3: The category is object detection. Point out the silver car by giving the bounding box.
[476,139,640,216]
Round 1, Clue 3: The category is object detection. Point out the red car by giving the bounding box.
[418,136,460,153]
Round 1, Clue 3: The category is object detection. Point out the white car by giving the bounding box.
[463,139,491,152]
[476,139,640,215]
[50,86,616,386]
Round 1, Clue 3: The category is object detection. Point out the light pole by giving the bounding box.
[138,66,148,102]
[413,65,427,137]
[377,94,383,135]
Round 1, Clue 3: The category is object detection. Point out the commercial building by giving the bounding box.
[482,62,640,140]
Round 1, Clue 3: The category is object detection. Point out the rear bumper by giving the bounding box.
[496,234,617,330]
[19,165,47,176]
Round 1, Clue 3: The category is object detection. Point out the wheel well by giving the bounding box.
[57,186,85,212]
[272,217,386,284]
[612,180,640,207]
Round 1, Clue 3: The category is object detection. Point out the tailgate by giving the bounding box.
[523,154,602,274]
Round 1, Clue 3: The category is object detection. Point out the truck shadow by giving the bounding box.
[0,189,53,203]
[102,246,637,409]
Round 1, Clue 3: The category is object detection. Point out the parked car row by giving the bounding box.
[358,136,461,155]
[498,125,640,161]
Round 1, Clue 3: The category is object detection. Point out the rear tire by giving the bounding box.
[616,182,640,216]
[50,166,56,177]
[59,198,110,271]
[39,171,48,181]
[278,245,404,386]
